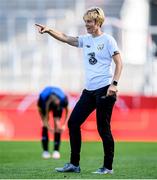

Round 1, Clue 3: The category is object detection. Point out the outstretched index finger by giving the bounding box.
[35,23,44,28]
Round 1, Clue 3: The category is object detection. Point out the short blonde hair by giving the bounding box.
[83,7,105,27]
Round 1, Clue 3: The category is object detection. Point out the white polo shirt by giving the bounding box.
[78,33,119,90]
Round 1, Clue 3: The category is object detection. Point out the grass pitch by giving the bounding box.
[0,141,157,179]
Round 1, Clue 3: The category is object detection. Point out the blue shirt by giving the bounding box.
[39,86,68,108]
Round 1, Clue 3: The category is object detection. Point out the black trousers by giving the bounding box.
[68,85,116,170]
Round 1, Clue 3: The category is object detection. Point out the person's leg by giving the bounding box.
[52,107,62,159]
[68,90,96,166]
[53,117,61,151]
[37,99,49,151]
[54,132,61,151]
[96,87,116,170]
[41,126,49,151]
[37,98,51,158]
[52,126,61,159]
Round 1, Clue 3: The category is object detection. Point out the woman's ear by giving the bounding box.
[94,19,101,27]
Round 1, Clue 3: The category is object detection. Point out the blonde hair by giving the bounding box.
[83,7,105,27]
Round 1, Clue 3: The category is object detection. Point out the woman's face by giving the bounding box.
[84,18,100,35]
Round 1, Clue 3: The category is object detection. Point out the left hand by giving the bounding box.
[107,84,118,96]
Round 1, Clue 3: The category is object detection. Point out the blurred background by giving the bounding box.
[0,0,157,95]
[0,0,157,141]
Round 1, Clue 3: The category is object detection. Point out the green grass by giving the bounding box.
[0,141,157,179]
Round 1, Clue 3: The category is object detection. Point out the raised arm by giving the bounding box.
[35,23,79,47]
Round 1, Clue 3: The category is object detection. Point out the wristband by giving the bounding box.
[112,80,118,86]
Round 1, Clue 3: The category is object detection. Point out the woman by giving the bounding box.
[36,7,122,174]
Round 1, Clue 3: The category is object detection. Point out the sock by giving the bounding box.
[41,126,49,151]
[54,132,61,151]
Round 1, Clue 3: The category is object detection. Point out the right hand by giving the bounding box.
[35,23,49,34]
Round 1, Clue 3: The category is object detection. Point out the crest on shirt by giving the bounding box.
[97,44,104,50]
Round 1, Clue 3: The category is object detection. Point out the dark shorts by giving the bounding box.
[37,98,63,118]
